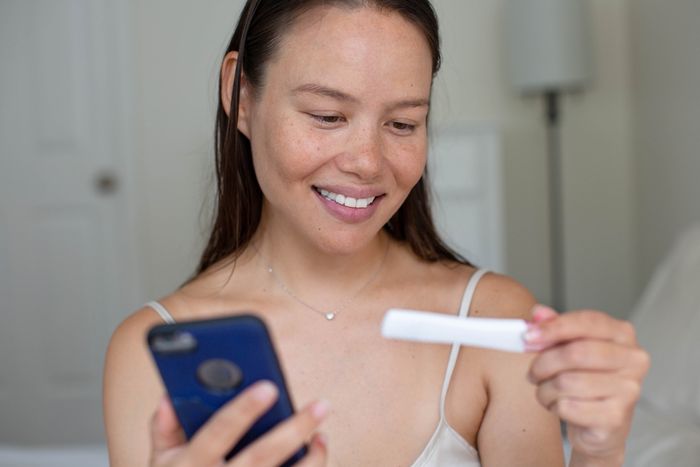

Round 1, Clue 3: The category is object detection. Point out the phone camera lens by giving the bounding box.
[150,331,198,354]
[196,359,243,393]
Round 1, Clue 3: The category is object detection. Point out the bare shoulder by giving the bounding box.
[452,272,564,465]
[106,300,178,371]
[104,304,166,390]
[102,262,256,466]
[470,271,538,320]
[441,268,537,403]
[411,256,537,320]
[104,301,172,375]
[431,266,538,377]
[103,304,170,466]
[103,304,165,405]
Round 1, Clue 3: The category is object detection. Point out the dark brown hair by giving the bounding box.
[195,0,470,276]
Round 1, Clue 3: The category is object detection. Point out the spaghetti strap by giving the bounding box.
[439,269,489,419]
[145,300,176,324]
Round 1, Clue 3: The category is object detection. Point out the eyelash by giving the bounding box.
[308,114,417,135]
[390,122,416,133]
[311,114,345,126]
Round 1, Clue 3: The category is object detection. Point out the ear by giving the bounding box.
[220,51,253,138]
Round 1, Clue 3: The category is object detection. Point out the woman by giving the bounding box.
[103,1,649,465]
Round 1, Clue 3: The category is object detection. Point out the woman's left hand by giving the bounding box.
[525,305,650,465]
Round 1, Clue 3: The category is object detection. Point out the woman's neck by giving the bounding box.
[250,220,391,306]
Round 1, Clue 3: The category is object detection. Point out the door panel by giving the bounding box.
[0,0,138,444]
[32,210,101,387]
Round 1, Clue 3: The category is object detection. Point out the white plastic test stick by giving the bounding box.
[381,308,528,353]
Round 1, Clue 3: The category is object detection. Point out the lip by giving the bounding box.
[312,187,385,223]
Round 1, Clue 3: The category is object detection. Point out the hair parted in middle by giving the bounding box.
[195,0,471,277]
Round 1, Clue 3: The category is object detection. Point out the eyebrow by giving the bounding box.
[292,83,430,110]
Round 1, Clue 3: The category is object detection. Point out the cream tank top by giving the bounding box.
[147,269,487,466]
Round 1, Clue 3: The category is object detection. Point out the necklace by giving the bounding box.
[258,240,389,321]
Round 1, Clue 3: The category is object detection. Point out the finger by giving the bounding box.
[186,381,279,464]
[151,395,187,455]
[532,304,558,323]
[230,399,330,467]
[535,372,641,411]
[525,309,637,348]
[553,396,633,431]
[529,340,648,384]
[293,433,328,467]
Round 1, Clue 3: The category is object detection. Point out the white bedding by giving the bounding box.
[624,223,700,466]
[625,405,700,467]
[0,445,108,467]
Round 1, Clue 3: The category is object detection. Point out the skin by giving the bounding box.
[103,6,649,467]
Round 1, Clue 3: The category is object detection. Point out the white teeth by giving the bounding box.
[316,188,377,209]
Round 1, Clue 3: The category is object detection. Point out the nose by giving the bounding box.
[337,125,384,180]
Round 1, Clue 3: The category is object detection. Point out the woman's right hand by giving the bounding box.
[149,381,329,466]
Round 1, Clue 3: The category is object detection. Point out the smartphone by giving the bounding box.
[147,314,306,465]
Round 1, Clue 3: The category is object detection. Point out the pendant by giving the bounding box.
[325,312,336,321]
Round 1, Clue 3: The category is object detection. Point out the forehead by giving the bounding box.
[263,6,434,100]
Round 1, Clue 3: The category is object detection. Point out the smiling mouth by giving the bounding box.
[313,187,380,209]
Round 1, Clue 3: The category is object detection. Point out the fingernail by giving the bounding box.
[533,305,551,321]
[524,326,542,342]
[252,381,278,402]
[311,400,331,420]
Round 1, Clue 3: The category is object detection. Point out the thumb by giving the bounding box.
[151,395,187,455]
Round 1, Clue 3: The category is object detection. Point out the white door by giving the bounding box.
[0,0,139,444]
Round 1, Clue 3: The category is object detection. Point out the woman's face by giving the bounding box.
[238,6,433,254]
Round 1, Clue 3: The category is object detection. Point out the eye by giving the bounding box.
[309,114,346,127]
[389,121,417,135]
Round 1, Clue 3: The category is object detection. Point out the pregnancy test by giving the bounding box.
[381,308,528,353]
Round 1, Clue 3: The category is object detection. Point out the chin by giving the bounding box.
[314,227,385,256]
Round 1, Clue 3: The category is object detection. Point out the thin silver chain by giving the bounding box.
[257,240,389,321]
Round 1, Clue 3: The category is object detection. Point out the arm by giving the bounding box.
[103,308,169,466]
[103,308,329,467]
[473,275,566,466]
[467,274,649,467]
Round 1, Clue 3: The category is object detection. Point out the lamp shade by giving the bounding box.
[504,0,593,94]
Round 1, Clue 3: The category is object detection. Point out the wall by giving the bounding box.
[131,0,637,318]
[431,0,637,316]
[630,0,700,292]
[130,0,242,298]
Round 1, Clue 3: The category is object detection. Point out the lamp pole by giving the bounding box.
[544,91,566,312]
[503,0,592,311]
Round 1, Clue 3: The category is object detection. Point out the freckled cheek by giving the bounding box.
[271,125,336,179]
[388,142,427,187]
[255,117,308,173]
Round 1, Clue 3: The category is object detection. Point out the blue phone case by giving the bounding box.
[147,314,306,465]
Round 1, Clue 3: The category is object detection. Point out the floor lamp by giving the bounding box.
[504,0,593,311]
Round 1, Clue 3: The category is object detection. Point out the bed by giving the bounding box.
[624,222,700,466]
